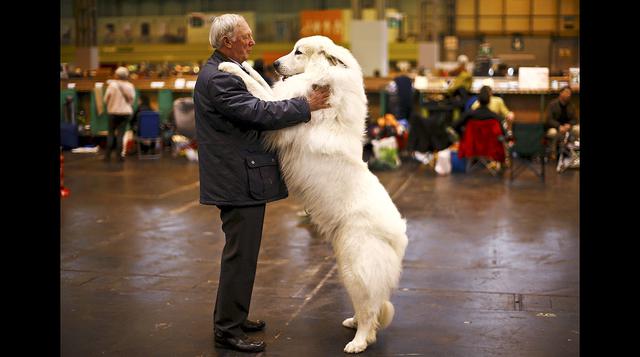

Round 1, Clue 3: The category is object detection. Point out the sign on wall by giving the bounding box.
[300,10,344,43]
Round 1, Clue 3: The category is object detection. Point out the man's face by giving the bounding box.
[225,20,255,63]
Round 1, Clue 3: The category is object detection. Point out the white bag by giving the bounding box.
[435,149,452,175]
[122,129,134,156]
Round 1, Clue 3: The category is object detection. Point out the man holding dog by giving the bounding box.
[194,14,330,352]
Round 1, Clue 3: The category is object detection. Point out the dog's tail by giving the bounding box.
[378,300,395,329]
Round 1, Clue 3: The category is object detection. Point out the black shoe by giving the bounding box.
[241,319,266,332]
[214,330,265,352]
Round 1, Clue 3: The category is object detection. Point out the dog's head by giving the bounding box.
[273,36,356,79]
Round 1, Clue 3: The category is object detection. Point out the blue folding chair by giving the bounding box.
[137,111,162,159]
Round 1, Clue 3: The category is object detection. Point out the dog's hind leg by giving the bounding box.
[339,258,384,352]
[342,316,357,329]
[342,277,378,353]
[338,235,402,353]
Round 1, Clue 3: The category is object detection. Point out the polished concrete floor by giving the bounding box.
[61,151,579,356]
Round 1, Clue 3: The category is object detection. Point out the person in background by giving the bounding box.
[129,95,150,135]
[387,61,414,122]
[470,85,515,131]
[447,54,472,98]
[545,86,579,160]
[453,85,506,138]
[453,85,507,171]
[194,13,331,353]
[252,58,274,86]
[447,54,473,117]
[129,95,154,154]
[103,66,135,162]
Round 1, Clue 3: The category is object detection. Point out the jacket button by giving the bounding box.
[271,158,275,162]
[251,160,255,164]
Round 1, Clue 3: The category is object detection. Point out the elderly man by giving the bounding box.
[193,14,330,352]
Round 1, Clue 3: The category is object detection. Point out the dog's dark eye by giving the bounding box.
[294,50,302,55]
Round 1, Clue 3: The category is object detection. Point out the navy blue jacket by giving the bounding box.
[194,51,311,206]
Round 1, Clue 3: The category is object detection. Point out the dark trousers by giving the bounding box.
[214,204,266,337]
[104,114,129,160]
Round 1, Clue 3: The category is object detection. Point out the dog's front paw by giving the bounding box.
[342,317,357,329]
[218,62,239,74]
[344,340,367,353]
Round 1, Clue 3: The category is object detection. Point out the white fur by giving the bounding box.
[219,36,408,354]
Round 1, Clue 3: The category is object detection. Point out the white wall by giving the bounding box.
[350,20,388,76]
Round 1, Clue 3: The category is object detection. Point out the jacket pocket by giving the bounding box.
[245,154,281,200]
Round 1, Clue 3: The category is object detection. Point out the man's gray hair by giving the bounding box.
[115,66,129,79]
[209,14,245,48]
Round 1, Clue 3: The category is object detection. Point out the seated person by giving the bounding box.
[129,95,155,154]
[129,94,151,135]
[470,85,515,131]
[545,86,579,159]
[453,85,506,138]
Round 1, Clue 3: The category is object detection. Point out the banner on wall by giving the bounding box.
[299,10,344,43]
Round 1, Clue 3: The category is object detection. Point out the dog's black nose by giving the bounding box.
[273,60,280,69]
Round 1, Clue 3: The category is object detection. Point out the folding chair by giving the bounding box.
[457,119,506,176]
[556,131,580,173]
[137,111,162,159]
[509,122,545,182]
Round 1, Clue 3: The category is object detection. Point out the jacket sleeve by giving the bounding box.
[208,72,311,131]
[546,101,560,129]
[497,98,511,117]
[568,103,579,125]
[453,112,469,134]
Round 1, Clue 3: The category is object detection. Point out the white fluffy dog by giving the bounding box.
[218,35,408,353]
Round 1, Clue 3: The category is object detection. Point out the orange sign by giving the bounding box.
[300,10,344,43]
[262,51,289,66]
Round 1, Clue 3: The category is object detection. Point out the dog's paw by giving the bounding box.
[218,62,239,74]
[344,340,368,354]
[342,317,357,329]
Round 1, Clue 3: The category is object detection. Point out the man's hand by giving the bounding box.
[506,112,515,122]
[306,85,331,112]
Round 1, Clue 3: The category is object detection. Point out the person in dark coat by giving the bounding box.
[545,86,579,159]
[193,13,330,353]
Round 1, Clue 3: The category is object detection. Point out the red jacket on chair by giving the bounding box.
[457,119,506,162]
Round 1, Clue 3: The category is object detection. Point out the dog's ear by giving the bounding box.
[319,50,347,68]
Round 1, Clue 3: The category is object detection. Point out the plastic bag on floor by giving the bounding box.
[370,136,401,170]
[185,148,198,162]
[435,149,452,175]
